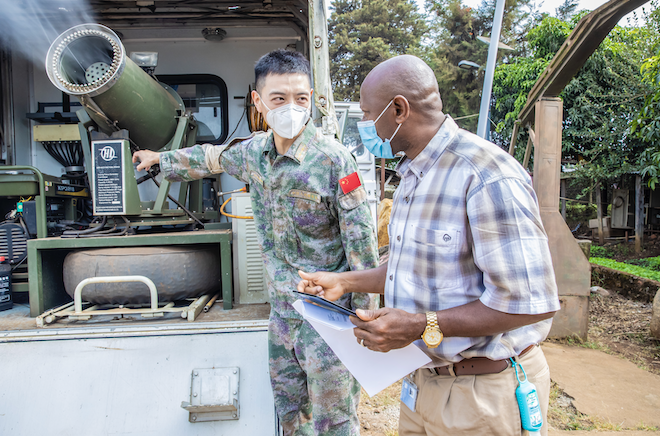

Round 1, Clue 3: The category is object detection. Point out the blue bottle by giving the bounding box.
[510,358,543,434]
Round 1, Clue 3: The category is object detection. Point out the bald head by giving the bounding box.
[361,55,442,114]
[359,55,446,160]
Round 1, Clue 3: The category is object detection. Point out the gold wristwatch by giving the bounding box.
[422,311,443,348]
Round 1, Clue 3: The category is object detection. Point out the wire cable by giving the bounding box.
[226,106,247,140]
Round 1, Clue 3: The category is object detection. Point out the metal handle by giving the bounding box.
[74,275,158,313]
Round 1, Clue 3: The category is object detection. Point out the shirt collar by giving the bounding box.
[396,115,459,179]
[262,121,316,164]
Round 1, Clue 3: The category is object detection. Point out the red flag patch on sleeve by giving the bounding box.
[339,172,361,194]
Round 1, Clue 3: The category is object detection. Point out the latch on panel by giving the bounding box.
[181,367,240,422]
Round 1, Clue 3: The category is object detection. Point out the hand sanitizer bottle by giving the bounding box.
[510,358,543,434]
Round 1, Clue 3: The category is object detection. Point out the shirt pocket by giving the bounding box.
[286,190,341,266]
[405,226,461,290]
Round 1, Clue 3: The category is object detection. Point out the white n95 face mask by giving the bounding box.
[260,98,311,139]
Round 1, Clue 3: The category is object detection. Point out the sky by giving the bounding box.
[461,0,649,26]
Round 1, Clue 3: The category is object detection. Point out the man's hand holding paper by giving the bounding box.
[351,308,426,353]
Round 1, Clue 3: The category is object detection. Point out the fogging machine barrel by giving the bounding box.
[46,23,183,151]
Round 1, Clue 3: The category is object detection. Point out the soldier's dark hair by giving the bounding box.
[254,49,312,92]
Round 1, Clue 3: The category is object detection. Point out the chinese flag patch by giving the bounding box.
[340,172,361,194]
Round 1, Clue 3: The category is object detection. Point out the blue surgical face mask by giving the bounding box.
[357,99,402,159]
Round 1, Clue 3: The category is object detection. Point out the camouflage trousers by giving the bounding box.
[269,311,361,436]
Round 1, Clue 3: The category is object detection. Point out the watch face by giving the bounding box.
[424,330,443,346]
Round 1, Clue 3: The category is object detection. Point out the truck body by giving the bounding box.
[0,1,376,434]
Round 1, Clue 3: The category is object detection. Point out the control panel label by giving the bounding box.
[92,140,125,214]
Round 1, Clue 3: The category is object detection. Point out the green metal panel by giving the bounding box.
[221,236,233,310]
[152,116,192,214]
[12,283,29,294]
[119,140,143,215]
[27,230,233,316]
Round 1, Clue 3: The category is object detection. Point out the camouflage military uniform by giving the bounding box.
[160,122,379,435]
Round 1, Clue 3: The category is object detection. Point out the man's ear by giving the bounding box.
[393,95,410,124]
[252,90,265,114]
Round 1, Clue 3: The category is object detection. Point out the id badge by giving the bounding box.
[401,375,418,412]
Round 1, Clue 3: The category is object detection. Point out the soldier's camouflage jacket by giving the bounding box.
[160,122,378,319]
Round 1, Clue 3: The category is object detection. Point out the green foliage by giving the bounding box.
[562,25,653,187]
[492,10,655,187]
[423,0,486,132]
[490,16,572,152]
[563,202,596,232]
[590,257,660,282]
[424,0,536,132]
[491,16,573,139]
[329,0,427,101]
[554,0,579,21]
[632,3,660,189]
[625,255,660,271]
[589,245,613,258]
[527,16,573,60]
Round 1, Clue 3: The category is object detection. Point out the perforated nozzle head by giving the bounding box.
[46,23,125,97]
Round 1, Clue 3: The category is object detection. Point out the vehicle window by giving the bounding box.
[158,75,229,144]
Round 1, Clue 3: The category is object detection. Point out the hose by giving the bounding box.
[61,215,108,237]
[61,215,130,238]
[220,197,253,220]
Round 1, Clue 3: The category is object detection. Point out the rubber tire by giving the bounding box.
[63,246,221,305]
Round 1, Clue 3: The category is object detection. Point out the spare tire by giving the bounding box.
[63,246,221,305]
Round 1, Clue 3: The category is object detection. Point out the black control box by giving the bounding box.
[0,257,12,311]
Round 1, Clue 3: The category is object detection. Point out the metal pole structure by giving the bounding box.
[476,0,506,139]
[635,174,643,253]
[380,158,385,201]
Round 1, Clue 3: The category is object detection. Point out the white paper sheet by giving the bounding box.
[293,300,432,397]
[296,300,356,330]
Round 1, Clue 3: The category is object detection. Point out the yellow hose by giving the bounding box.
[220,197,253,220]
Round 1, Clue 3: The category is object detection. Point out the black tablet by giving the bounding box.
[293,291,357,317]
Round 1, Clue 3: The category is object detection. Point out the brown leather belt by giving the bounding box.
[429,344,536,377]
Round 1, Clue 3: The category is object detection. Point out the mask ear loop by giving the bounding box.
[374,99,395,123]
[375,99,402,141]
[389,122,402,140]
[256,93,271,112]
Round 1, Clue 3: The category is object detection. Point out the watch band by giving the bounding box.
[426,311,439,329]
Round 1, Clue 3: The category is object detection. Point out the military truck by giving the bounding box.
[0,1,377,434]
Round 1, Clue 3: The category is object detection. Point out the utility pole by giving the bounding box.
[476,0,506,139]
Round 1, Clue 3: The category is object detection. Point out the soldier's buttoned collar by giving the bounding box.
[262,122,316,164]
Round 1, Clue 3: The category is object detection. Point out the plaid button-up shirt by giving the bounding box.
[386,116,560,365]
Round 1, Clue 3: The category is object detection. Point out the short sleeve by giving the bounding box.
[468,177,560,315]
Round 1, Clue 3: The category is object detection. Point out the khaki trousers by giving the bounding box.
[399,345,550,436]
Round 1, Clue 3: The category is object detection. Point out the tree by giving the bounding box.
[555,0,579,21]
[491,11,654,192]
[561,24,653,186]
[423,0,537,132]
[328,0,427,101]
[490,16,572,155]
[632,2,660,188]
